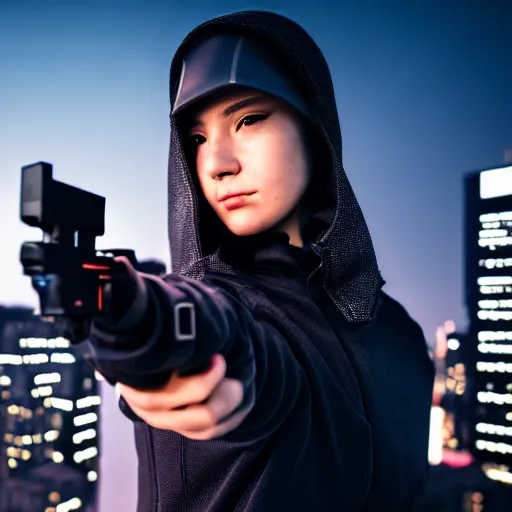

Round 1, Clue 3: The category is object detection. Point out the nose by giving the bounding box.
[202,139,241,180]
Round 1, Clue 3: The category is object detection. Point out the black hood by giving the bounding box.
[167,10,384,323]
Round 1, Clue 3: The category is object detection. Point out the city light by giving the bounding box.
[73,446,98,464]
[6,447,21,458]
[0,354,22,365]
[76,395,101,409]
[73,412,98,427]
[50,352,76,364]
[479,165,512,199]
[478,343,512,354]
[19,336,70,349]
[22,353,50,365]
[0,375,12,385]
[479,229,509,238]
[55,497,82,512]
[475,439,512,455]
[52,451,64,463]
[478,330,512,341]
[477,391,512,405]
[49,397,74,411]
[72,428,97,445]
[44,430,60,442]
[478,310,512,321]
[34,372,62,385]
[477,276,512,285]
[87,471,98,482]
[476,422,512,437]
[48,492,61,504]
[480,211,512,222]
[476,361,512,373]
[447,338,460,350]
[479,257,512,269]
[428,405,444,465]
[484,466,512,485]
[7,404,20,415]
[38,385,53,397]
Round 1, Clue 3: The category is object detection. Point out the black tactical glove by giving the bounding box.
[58,256,148,345]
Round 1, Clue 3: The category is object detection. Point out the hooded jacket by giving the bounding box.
[86,10,435,512]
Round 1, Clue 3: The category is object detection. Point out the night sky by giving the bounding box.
[1,1,511,510]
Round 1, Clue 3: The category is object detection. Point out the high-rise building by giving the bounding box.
[0,305,100,512]
[464,163,512,488]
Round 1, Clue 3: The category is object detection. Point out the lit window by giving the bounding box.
[87,471,98,482]
[52,451,64,463]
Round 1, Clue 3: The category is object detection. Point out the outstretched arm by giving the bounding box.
[82,257,305,441]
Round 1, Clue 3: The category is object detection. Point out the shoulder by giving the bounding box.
[373,290,424,336]
[362,290,432,364]
[354,290,435,381]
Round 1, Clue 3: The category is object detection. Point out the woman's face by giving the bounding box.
[182,89,311,247]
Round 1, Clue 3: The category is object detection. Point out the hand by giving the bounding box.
[99,255,146,326]
[59,255,144,344]
[116,354,249,440]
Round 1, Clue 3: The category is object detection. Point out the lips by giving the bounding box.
[218,191,255,203]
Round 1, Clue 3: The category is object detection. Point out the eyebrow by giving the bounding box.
[189,95,267,128]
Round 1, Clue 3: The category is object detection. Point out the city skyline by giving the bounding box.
[0,304,101,511]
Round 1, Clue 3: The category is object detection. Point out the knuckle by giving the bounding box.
[134,393,157,411]
[227,379,244,405]
[189,381,212,404]
[202,406,219,428]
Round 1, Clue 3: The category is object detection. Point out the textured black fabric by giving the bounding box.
[168,10,385,323]
[127,236,434,511]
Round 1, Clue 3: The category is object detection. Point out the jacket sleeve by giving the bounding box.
[81,272,305,440]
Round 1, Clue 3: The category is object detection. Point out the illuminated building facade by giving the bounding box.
[464,164,512,488]
[0,305,100,512]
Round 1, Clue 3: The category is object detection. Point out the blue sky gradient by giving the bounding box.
[2,1,511,509]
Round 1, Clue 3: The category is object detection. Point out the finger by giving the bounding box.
[183,377,244,428]
[126,377,243,432]
[111,255,137,281]
[117,354,226,412]
[179,407,250,440]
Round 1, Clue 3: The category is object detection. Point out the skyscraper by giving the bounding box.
[0,305,100,512]
[464,164,512,488]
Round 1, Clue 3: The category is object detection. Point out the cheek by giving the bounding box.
[255,135,308,198]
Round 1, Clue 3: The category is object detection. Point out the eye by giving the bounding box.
[189,134,206,147]
[236,113,269,130]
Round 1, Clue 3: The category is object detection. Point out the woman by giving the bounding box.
[85,10,434,511]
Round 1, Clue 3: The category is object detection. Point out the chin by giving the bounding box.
[224,218,274,237]
[226,225,265,237]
